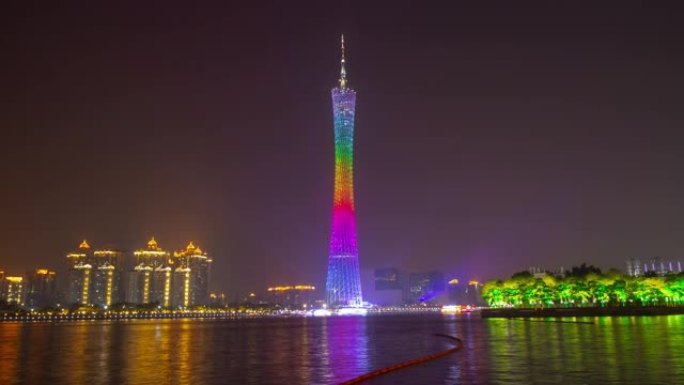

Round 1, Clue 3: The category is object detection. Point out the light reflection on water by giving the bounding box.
[0,314,683,384]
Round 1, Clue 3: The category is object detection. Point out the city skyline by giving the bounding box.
[3,2,684,295]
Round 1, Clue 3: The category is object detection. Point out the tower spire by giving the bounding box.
[339,34,347,89]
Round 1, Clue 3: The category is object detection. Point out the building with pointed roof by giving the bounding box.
[67,240,93,305]
[128,237,172,306]
[172,241,212,307]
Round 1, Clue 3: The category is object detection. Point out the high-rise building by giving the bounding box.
[1,276,24,305]
[67,240,93,305]
[129,237,171,306]
[172,242,212,307]
[325,35,363,307]
[25,269,57,308]
[92,247,124,307]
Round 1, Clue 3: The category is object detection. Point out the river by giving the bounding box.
[1,313,682,384]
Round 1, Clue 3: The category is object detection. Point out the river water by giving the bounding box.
[0,313,682,384]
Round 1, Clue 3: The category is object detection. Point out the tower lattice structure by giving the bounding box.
[325,35,363,307]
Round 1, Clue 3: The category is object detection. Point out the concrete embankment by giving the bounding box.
[481,306,684,318]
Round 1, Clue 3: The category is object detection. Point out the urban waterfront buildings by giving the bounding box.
[325,35,363,307]
[369,268,485,306]
[67,240,124,307]
[59,237,213,308]
[267,285,316,308]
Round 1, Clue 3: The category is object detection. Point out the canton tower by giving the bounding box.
[325,35,363,307]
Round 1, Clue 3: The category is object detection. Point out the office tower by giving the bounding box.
[325,35,363,307]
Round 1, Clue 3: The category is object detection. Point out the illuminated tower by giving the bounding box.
[129,237,171,306]
[67,240,93,305]
[92,247,124,307]
[172,242,212,308]
[325,35,363,307]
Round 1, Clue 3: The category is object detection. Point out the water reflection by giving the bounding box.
[485,316,684,384]
[324,317,369,383]
[0,315,683,384]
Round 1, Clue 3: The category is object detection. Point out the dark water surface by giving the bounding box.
[1,313,682,384]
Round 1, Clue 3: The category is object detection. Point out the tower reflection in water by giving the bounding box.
[323,316,370,383]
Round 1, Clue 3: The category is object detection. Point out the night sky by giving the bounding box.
[2,2,684,295]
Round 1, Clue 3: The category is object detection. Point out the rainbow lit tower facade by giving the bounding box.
[325,35,363,307]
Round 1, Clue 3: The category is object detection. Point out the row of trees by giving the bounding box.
[482,265,684,308]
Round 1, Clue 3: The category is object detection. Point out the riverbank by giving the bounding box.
[0,309,274,323]
[0,306,445,323]
[481,306,684,318]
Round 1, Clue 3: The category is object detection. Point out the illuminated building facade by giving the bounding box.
[92,247,124,307]
[172,242,212,307]
[1,276,24,305]
[171,266,191,308]
[129,237,171,306]
[67,240,93,305]
[267,285,316,308]
[325,35,363,307]
[25,269,57,308]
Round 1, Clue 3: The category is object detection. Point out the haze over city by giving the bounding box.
[3,1,684,296]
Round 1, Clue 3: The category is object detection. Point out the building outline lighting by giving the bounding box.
[325,35,363,307]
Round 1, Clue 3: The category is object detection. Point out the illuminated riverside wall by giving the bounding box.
[325,36,363,307]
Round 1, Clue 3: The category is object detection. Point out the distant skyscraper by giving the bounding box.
[129,237,171,306]
[172,242,212,307]
[92,247,124,307]
[67,240,93,305]
[325,35,363,307]
[25,269,57,308]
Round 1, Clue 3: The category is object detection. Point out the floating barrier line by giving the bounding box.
[339,334,463,385]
